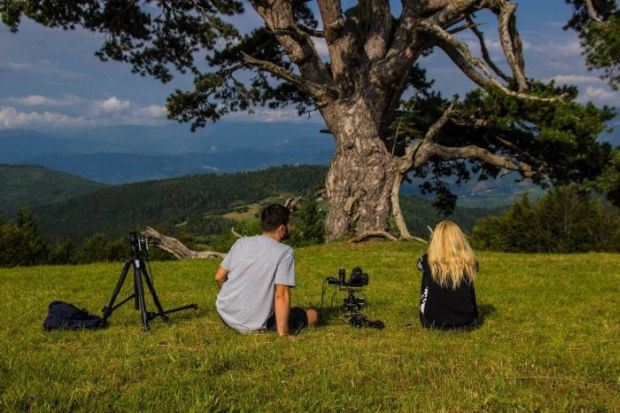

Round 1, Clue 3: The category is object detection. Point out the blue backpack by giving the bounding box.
[43,301,105,330]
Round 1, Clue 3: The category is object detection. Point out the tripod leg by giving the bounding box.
[141,264,168,320]
[134,260,140,310]
[102,260,132,322]
[134,264,150,331]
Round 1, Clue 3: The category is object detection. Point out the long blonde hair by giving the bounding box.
[427,220,477,289]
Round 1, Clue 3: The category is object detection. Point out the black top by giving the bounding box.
[416,254,478,330]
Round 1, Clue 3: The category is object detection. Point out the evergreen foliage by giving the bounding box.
[289,191,325,247]
[0,165,106,217]
[473,185,620,252]
[34,165,327,242]
[0,208,48,267]
[565,0,620,88]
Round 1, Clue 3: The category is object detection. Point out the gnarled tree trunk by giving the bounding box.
[322,99,399,240]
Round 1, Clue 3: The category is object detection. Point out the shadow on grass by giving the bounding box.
[477,303,496,327]
[317,306,347,327]
[401,302,497,331]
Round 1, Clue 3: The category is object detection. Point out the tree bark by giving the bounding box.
[323,100,398,240]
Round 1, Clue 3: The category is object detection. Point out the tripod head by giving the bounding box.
[128,232,149,258]
[342,289,366,313]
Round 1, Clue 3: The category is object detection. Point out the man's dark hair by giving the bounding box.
[261,204,290,232]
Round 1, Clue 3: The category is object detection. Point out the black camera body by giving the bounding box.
[328,267,369,289]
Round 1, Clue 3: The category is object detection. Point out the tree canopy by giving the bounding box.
[2,0,618,239]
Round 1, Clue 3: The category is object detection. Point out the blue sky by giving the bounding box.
[0,0,618,131]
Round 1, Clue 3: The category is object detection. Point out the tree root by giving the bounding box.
[349,230,427,244]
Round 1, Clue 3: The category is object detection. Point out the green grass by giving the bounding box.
[0,242,618,412]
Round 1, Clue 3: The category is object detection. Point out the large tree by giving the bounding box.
[2,0,617,240]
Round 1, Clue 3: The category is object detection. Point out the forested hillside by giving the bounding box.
[26,165,498,243]
[0,165,106,216]
[34,165,327,242]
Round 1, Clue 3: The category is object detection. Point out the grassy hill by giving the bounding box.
[0,242,617,411]
[0,165,107,216]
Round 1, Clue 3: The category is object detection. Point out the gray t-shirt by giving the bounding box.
[216,235,296,333]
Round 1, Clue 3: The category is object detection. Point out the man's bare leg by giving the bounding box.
[306,308,318,327]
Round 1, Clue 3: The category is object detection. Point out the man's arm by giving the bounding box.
[214,266,229,289]
[274,284,291,337]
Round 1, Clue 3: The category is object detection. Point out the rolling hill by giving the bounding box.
[0,164,107,216]
[25,165,500,243]
[33,165,328,242]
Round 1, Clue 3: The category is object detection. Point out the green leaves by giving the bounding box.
[473,185,620,252]
[395,78,616,212]
[580,15,620,89]
[564,0,620,89]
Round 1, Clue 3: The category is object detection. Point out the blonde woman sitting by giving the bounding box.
[416,220,479,330]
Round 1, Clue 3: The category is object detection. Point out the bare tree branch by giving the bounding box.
[297,24,324,38]
[429,143,536,178]
[316,0,360,87]
[430,0,485,26]
[417,21,565,103]
[447,20,478,34]
[496,2,528,91]
[401,95,459,164]
[423,95,459,145]
[585,0,606,24]
[241,52,338,102]
[231,227,242,238]
[390,172,428,243]
[466,16,511,82]
[284,196,303,211]
[361,0,392,61]
[143,226,225,259]
[249,0,333,88]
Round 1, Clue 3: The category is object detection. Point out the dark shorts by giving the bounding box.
[420,312,478,331]
[265,307,308,333]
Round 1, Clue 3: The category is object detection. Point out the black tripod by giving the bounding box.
[102,232,197,331]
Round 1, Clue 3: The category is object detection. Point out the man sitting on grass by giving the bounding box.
[214,204,318,337]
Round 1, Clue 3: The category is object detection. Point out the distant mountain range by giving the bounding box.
[0,122,566,206]
[0,123,333,183]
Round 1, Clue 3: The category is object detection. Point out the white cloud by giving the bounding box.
[136,104,167,118]
[0,96,169,129]
[0,106,85,128]
[2,60,91,80]
[548,74,603,85]
[530,40,581,57]
[229,107,323,123]
[581,86,618,103]
[94,96,131,114]
[1,94,83,107]
[0,95,322,129]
